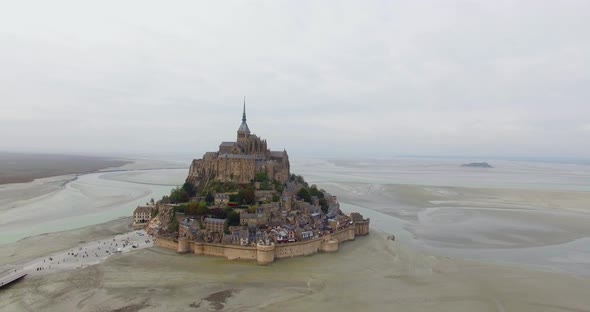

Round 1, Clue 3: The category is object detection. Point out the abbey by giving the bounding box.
[186,100,290,189]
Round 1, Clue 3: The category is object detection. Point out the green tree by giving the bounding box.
[169,187,189,204]
[182,182,196,197]
[174,204,186,214]
[195,203,209,216]
[227,211,240,227]
[274,181,285,193]
[319,198,329,213]
[237,187,255,205]
[255,171,268,182]
[309,185,325,199]
[210,208,227,219]
[186,202,200,215]
[169,210,179,233]
[297,187,311,203]
[260,180,272,190]
[205,192,215,205]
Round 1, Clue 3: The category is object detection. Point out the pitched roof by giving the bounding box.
[204,217,226,224]
[133,206,151,214]
[238,121,250,133]
[270,151,285,158]
[241,213,257,219]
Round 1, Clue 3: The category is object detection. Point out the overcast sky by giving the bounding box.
[1,0,589,159]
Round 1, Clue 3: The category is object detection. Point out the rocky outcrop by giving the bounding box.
[146,203,176,237]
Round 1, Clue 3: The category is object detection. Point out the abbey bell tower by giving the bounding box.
[237,96,250,143]
[186,96,290,187]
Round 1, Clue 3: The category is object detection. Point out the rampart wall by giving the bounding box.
[274,238,323,259]
[153,227,359,265]
[154,237,177,250]
[195,243,258,260]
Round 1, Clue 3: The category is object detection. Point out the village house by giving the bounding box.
[203,217,226,232]
[240,212,258,226]
[296,228,315,241]
[328,214,350,231]
[228,226,250,246]
[133,205,152,224]
[179,218,198,239]
[214,193,230,205]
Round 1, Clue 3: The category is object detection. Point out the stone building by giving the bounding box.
[240,212,258,226]
[203,217,226,232]
[133,205,152,224]
[214,193,230,205]
[350,213,370,236]
[186,99,290,190]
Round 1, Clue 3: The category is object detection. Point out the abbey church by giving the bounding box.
[186,100,290,189]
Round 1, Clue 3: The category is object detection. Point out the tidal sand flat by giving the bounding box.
[1,233,589,312]
[292,158,590,276]
[0,168,186,245]
[326,182,590,276]
[0,217,133,267]
[0,228,153,281]
[0,152,131,185]
[2,157,589,311]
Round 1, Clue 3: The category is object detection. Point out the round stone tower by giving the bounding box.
[321,238,339,253]
[177,238,190,253]
[256,242,275,265]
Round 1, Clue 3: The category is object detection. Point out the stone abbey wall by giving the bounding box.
[187,155,289,187]
[331,227,357,242]
[274,238,324,259]
[154,237,178,250]
[193,242,258,261]
[155,227,359,265]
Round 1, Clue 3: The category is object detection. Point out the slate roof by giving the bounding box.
[218,154,259,159]
[215,193,230,200]
[270,151,285,158]
[238,121,250,132]
[134,206,151,215]
[204,217,226,224]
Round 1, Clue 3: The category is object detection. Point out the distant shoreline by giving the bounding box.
[0,152,133,185]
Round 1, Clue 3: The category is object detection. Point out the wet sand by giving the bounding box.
[0,217,134,267]
[0,169,186,245]
[0,152,131,185]
[1,232,589,312]
[327,183,590,248]
[1,228,153,281]
[324,182,590,276]
[2,158,590,311]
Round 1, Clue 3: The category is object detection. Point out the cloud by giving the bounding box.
[0,0,589,158]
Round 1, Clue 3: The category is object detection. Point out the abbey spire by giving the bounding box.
[237,96,250,141]
[242,96,247,122]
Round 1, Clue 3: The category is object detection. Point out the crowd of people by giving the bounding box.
[19,231,154,277]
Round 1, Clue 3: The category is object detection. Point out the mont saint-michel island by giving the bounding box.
[133,102,370,265]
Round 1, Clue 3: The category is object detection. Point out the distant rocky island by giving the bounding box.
[133,99,370,265]
[461,162,494,168]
